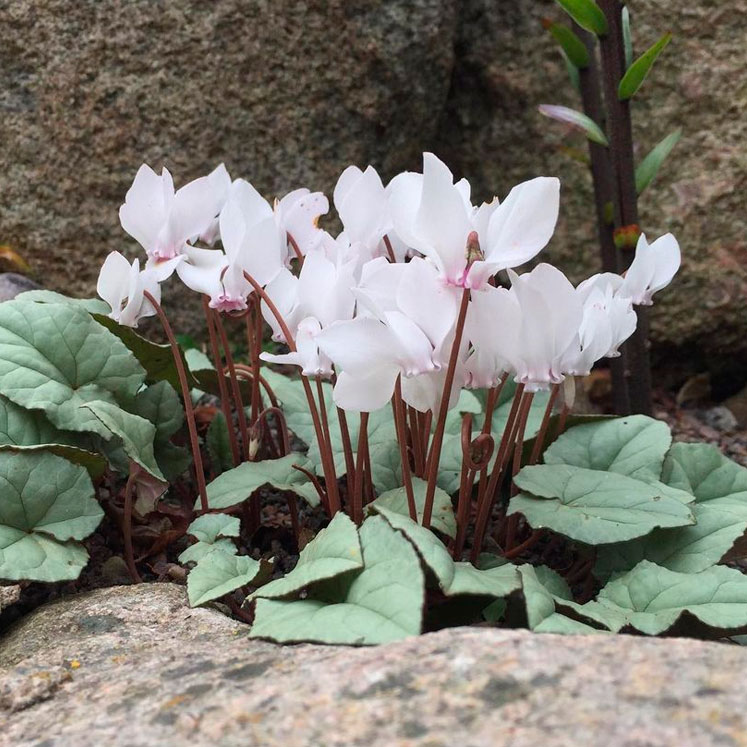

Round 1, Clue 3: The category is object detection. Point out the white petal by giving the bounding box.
[648,233,681,296]
[119,164,171,253]
[414,153,471,282]
[618,233,656,304]
[316,317,399,376]
[279,189,329,256]
[97,251,131,313]
[335,165,387,247]
[332,368,399,412]
[482,176,560,272]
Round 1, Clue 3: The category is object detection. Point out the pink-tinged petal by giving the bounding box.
[414,153,471,282]
[208,163,231,206]
[648,233,681,296]
[97,251,131,313]
[483,176,560,271]
[144,255,186,282]
[332,367,399,413]
[396,257,459,350]
[119,164,171,253]
[316,317,399,377]
[401,366,465,414]
[383,310,436,376]
[176,255,226,302]
[138,268,161,319]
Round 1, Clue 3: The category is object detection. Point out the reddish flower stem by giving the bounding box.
[202,297,240,467]
[288,232,304,263]
[242,271,341,515]
[352,412,370,524]
[422,287,471,528]
[528,383,560,465]
[476,378,506,506]
[213,311,251,461]
[392,377,417,521]
[408,406,425,477]
[383,234,397,263]
[144,290,208,512]
[505,391,535,550]
[470,383,525,562]
[234,364,280,408]
[248,297,263,424]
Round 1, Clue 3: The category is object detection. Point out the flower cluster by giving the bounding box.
[98,153,680,414]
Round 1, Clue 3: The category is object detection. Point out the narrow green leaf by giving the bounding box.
[618,32,672,100]
[622,6,633,69]
[539,105,609,145]
[544,21,590,67]
[554,0,608,35]
[635,129,682,194]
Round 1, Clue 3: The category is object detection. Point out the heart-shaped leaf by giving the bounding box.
[510,464,694,544]
[187,549,268,607]
[566,561,747,635]
[21,290,109,315]
[250,515,425,645]
[83,401,164,481]
[206,411,235,475]
[251,512,362,600]
[0,451,103,581]
[543,415,671,483]
[199,453,314,510]
[369,476,456,539]
[133,382,183,441]
[0,300,145,437]
[179,512,239,565]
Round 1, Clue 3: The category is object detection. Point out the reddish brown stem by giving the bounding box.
[242,271,341,515]
[392,377,417,521]
[528,384,559,465]
[144,291,208,511]
[248,297,263,423]
[408,406,425,477]
[203,297,240,467]
[383,234,397,263]
[292,463,328,513]
[470,383,525,561]
[422,287,471,528]
[214,311,251,461]
[352,412,370,524]
[288,232,304,263]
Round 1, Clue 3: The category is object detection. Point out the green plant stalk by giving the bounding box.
[203,297,241,467]
[422,287,471,528]
[144,290,209,512]
[213,311,251,461]
[242,270,341,515]
[598,0,653,415]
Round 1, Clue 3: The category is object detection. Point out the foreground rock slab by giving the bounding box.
[1,584,745,746]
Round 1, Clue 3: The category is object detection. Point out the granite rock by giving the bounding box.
[1,583,746,746]
[2,0,745,372]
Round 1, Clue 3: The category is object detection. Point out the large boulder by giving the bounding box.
[2,0,745,372]
[1,583,746,745]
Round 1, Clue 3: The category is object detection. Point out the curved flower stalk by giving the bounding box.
[119,164,223,274]
[388,152,561,289]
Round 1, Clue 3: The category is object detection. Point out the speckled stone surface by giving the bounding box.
[1,583,746,746]
[2,1,746,369]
